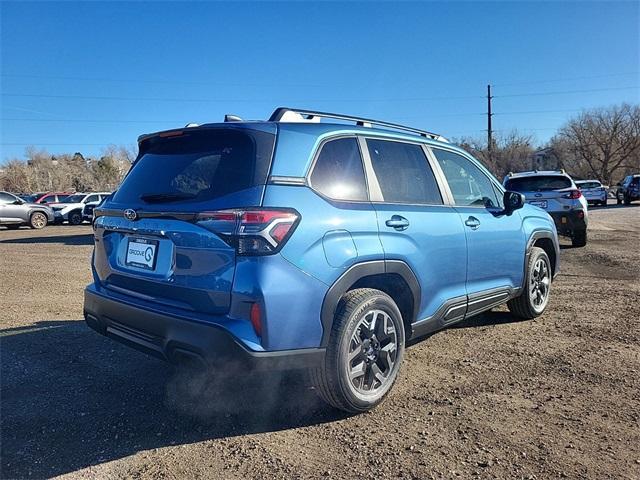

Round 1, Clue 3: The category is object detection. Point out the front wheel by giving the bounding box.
[508,247,552,319]
[310,288,405,413]
[68,210,83,225]
[29,212,48,229]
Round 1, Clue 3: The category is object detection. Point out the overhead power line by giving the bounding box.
[495,86,638,98]
[492,71,639,87]
[0,92,482,103]
[0,73,340,89]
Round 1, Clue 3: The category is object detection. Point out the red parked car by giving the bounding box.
[21,192,74,206]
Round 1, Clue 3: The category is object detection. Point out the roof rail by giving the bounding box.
[269,107,448,142]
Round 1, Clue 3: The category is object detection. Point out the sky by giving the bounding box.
[1,1,638,161]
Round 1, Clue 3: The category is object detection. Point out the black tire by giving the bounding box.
[617,196,622,205]
[508,247,552,320]
[572,230,587,247]
[68,210,83,225]
[310,288,405,413]
[29,211,48,229]
[623,195,631,206]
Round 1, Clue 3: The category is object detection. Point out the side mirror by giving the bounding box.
[616,182,622,187]
[12,199,24,205]
[503,190,525,214]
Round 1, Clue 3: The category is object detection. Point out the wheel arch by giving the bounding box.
[527,230,559,278]
[320,260,421,346]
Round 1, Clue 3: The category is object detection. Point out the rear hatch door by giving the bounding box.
[92,124,276,315]
[506,175,574,211]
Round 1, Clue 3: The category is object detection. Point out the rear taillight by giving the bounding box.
[196,208,300,255]
[563,190,582,199]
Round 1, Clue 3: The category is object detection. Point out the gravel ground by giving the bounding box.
[1,205,639,480]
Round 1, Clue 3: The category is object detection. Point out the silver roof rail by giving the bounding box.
[269,107,448,142]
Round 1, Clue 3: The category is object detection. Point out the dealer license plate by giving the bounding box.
[125,237,158,270]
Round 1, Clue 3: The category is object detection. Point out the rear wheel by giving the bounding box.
[572,230,587,247]
[310,288,405,413]
[68,210,83,225]
[29,212,48,229]
[508,247,552,319]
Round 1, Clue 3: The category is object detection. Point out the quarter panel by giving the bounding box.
[262,185,383,286]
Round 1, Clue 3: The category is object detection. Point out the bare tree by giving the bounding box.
[0,144,134,193]
[456,130,536,179]
[554,103,640,185]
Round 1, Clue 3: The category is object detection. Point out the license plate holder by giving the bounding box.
[529,200,548,209]
[125,237,159,270]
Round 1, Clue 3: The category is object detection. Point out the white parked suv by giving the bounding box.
[52,192,111,225]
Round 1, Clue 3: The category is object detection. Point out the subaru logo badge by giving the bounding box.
[124,209,137,221]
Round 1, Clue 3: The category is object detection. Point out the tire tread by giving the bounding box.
[311,288,401,413]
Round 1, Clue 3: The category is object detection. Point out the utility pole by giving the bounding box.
[487,84,493,156]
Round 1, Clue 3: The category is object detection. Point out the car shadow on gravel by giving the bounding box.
[0,320,346,479]
[450,310,527,329]
[0,233,93,245]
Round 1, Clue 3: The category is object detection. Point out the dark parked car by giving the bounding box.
[616,174,640,205]
[0,191,54,229]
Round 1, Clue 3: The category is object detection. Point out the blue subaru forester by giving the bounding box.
[84,108,560,413]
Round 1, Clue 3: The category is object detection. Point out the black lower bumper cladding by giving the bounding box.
[84,286,325,371]
[549,210,587,236]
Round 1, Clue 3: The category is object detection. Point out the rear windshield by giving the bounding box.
[113,128,275,204]
[576,181,601,189]
[505,175,572,192]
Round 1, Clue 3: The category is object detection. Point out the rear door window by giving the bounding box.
[366,139,443,205]
[309,137,368,201]
[113,128,275,204]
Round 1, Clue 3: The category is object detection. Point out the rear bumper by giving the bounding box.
[83,284,325,371]
[549,210,587,236]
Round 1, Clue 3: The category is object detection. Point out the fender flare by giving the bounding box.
[319,260,421,347]
[526,229,560,280]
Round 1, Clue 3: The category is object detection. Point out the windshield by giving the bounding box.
[506,175,572,192]
[113,128,275,204]
[21,194,38,202]
[60,194,86,203]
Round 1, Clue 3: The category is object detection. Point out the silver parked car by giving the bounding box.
[575,180,607,206]
[0,191,55,229]
[504,170,589,247]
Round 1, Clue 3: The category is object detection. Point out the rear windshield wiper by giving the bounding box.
[140,192,197,203]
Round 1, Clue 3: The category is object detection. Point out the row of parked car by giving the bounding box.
[0,190,111,229]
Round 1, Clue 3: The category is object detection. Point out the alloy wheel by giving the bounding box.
[31,213,47,229]
[530,258,550,310]
[347,309,398,394]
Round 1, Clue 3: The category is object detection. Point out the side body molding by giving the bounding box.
[319,260,421,347]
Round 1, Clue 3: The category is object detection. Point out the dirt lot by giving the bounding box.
[1,205,639,480]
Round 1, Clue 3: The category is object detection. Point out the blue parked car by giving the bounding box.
[84,108,560,413]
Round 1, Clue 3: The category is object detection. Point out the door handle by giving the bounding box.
[385,215,410,231]
[465,216,481,230]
